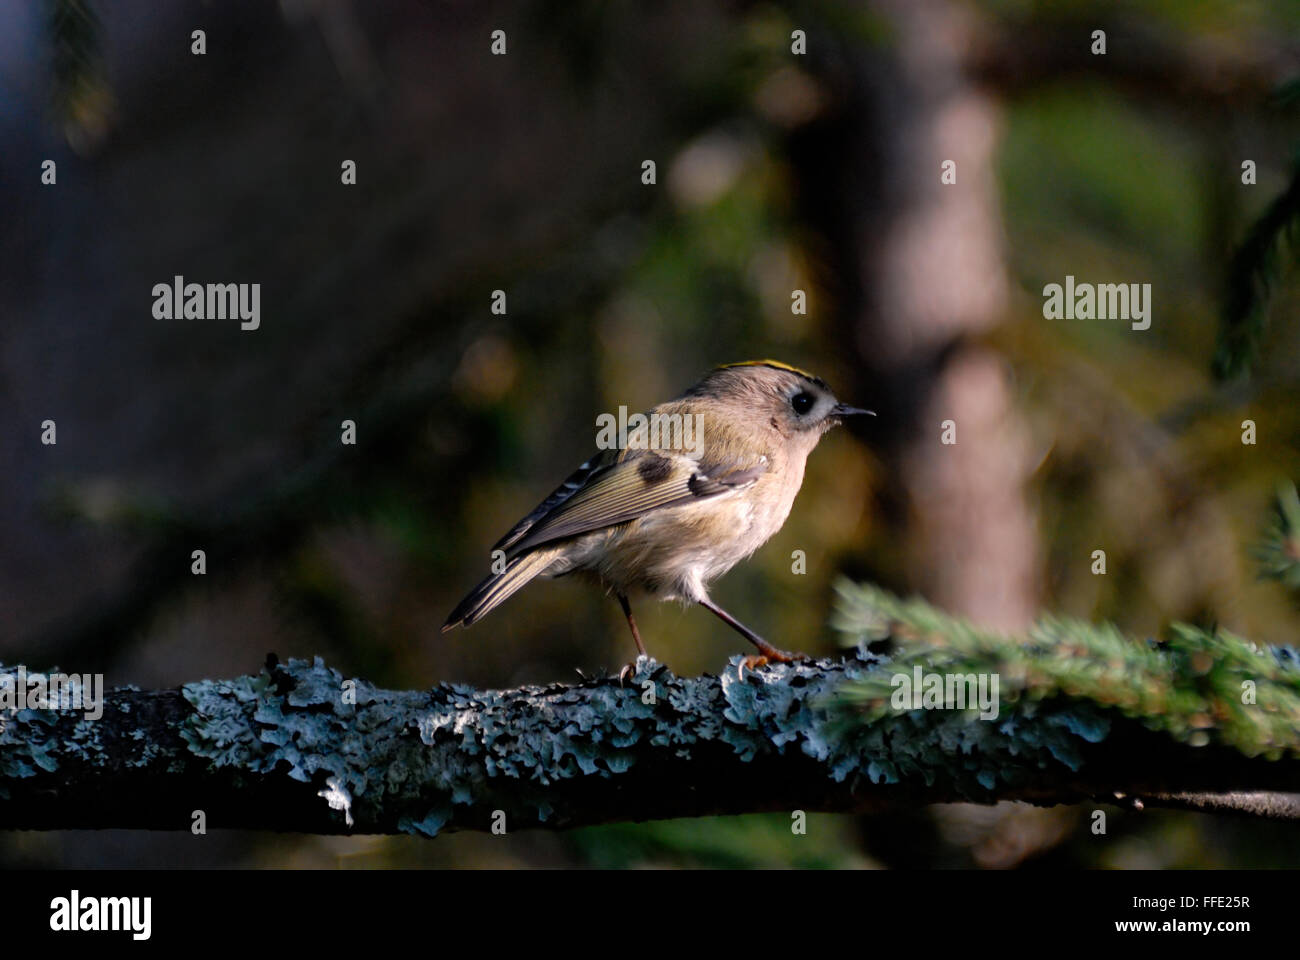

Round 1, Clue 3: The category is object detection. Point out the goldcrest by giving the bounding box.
[443,360,872,672]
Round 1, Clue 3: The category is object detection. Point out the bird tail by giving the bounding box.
[441,550,555,631]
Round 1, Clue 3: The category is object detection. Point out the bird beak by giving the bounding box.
[831,403,875,418]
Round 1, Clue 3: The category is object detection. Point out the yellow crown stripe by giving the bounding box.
[717,359,825,384]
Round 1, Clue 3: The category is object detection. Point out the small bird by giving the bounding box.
[442,360,873,675]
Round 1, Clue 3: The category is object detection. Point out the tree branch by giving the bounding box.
[4,646,1300,836]
[966,15,1300,106]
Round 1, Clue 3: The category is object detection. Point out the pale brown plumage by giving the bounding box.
[442,361,872,673]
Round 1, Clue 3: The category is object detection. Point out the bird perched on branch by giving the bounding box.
[443,360,873,676]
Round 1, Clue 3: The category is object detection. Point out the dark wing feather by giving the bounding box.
[492,448,620,554]
[502,448,769,558]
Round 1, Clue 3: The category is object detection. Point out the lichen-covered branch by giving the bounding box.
[5,582,1300,834]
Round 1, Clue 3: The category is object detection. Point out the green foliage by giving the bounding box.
[831,579,1300,761]
[1255,480,1300,593]
[45,0,112,150]
[1213,158,1300,380]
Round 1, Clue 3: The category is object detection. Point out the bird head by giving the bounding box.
[687,360,874,447]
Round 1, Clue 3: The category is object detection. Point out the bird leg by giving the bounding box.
[698,598,807,678]
[616,593,647,685]
[618,593,647,656]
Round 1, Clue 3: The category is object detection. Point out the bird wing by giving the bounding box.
[497,446,770,558]
[492,448,621,555]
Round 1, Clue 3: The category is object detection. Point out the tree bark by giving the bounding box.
[3,654,1298,835]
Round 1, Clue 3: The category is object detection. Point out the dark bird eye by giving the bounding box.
[791,392,814,415]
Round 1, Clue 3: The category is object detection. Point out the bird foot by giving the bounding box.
[736,646,808,681]
[617,655,653,686]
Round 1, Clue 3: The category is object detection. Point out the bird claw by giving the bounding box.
[737,647,810,681]
[736,655,768,682]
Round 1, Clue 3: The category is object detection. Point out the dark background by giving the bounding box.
[3,0,1300,867]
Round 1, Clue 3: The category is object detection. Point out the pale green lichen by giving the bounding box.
[0,665,121,798]
[169,646,1127,836]
[9,576,1299,836]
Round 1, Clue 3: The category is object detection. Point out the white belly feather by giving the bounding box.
[539,463,805,604]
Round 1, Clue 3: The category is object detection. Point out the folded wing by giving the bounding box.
[500,447,769,558]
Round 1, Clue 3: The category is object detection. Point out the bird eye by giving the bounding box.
[791,392,814,415]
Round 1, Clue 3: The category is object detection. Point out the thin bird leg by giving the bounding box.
[698,598,806,663]
[617,593,647,657]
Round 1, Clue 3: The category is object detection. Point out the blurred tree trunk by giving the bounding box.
[791,0,1038,630]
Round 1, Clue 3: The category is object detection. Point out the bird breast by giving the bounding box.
[564,452,808,601]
